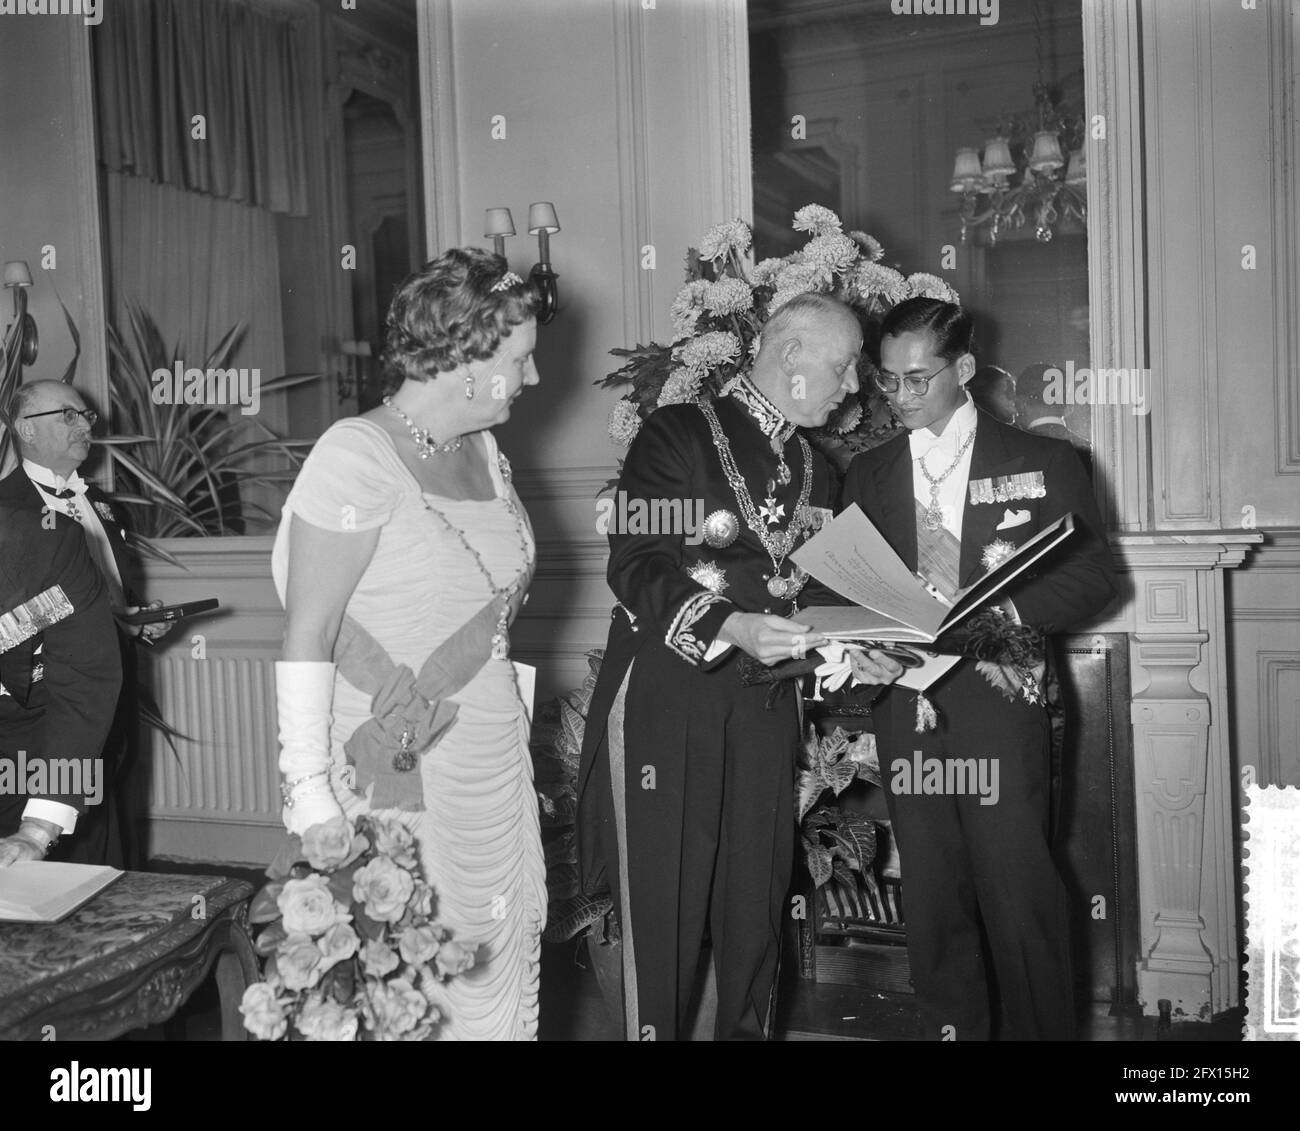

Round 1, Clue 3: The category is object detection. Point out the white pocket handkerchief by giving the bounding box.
[996,508,1031,531]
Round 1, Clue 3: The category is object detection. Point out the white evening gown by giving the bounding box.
[272,417,545,1040]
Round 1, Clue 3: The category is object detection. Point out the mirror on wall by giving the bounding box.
[749,0,1092,462]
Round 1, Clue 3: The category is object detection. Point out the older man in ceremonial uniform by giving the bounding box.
[0,494,122,866]
[577,294,869,1040]
[841,298,1117,1040]
[0,380,168,866]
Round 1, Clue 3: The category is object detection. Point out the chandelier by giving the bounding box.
[949,5,1087,246]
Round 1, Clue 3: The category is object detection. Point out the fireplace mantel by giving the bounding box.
[1086,529,1262,1020]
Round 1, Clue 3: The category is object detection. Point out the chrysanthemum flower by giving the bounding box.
[608,398,643,446]
[905,272,961,303]
[792,203,843,236]
[658,368,703,407]
[674,330,741,370]
[697,219,752,262]
[704,277,755,316]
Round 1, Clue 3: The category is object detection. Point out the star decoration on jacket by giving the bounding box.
[759,496,785,525]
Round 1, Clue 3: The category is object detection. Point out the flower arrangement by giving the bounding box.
[598,204,960,473]
[239,815,477,1041]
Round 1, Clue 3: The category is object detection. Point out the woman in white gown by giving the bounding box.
[271,248,547,1040]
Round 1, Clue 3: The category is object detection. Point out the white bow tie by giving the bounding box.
[909,427,963,463]
[38,470,87,496]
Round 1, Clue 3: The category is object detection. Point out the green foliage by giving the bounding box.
[797,726,883,904]
[100,303,323,541]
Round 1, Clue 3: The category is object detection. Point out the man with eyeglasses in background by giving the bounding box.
[838,297,1117,1041]
[0,380,173,866]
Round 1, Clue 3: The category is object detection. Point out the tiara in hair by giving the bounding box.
[490,271,525,294]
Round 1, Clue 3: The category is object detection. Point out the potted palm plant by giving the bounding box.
[98,304,324,552]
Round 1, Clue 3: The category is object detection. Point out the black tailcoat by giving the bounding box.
[840,409,1117,1040]
[0,498,122,845]
[577,383,835,1040]
[0,467,138,865]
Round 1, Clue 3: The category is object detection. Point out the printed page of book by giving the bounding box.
[0,862,122,923]
[792,503,948,638]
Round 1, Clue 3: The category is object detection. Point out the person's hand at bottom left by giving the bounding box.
[0,817,61,867]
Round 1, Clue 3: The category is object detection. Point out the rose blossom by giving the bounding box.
[368,816,419,870]
[367,977,428,1038]
[300,816,367,871]
[239,982,288,1041]
[296,994,359,1042]
[361,939,401,978]
[398,923,442,967]
[278,874,350,936]
[277,932,325,991]
[353,855,416,923]
[435,938,477,979]
[316,922,361,974]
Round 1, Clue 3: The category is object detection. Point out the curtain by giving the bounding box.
[94,0,309,217]
[102,169,285,382]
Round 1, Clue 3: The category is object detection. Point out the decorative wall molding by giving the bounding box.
[65,25,111,477]
[1273,0,1300,473]
[1256,653,1300,786]
[1082,0,1150,532]
[417,0,461,255]
[612,0,654,348]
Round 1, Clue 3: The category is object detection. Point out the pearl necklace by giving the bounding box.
[420,449,532,662]
[383,395,463,457]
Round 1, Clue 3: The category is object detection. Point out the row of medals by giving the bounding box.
[699,451,807,601]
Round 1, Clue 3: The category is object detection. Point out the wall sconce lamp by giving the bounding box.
[482,203,561,325]
[3,260,39,375]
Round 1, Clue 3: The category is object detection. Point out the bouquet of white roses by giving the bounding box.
[239,814,476,1041]
[599,204,959,474]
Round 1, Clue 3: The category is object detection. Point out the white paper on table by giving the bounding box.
[512,662,537,728]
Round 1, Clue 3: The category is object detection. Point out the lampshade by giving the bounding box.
[3,260,33,287]
[527,201,560,235]
[1065,147,1087,186]
[1028,130,1065,174]
[950,148,984,193]
[981,137,1015,181]
[484,208,516,238]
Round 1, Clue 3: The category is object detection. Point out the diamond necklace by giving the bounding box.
[700,401,813,600]
[383,395,463,457]
[918,427,977,531]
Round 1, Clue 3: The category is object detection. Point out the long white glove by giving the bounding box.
[275,660,346,837]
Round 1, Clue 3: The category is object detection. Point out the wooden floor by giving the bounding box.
[131,859,1245,1042]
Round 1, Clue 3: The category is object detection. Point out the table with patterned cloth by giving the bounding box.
[0,872,256,1041]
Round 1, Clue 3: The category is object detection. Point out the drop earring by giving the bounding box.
[465,374,475,400]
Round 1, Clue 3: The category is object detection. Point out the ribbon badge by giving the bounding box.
[969,469,1046,506]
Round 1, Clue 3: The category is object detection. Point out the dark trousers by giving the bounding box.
[0,698,123,869]
[875,663,1075,1041]
[592,643,798,1040]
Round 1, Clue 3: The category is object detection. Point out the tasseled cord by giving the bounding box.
[915,691,938,733]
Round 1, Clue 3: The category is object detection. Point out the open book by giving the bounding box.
[0,862,122,923]
[791,504,1075,644]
